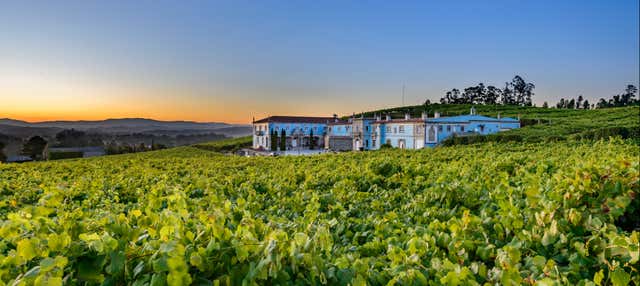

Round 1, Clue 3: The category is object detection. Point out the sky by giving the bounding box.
[1,1,638,123]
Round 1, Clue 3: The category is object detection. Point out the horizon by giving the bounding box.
[1,1,638,124]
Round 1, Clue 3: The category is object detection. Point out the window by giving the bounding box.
[394,127,397,133]
[365,140,369,147]
[329,127,332,132]
[461,126,465,132]
[479,125,485,132]
[366,126,370,132]
[446,125,451,132]
[373,139,376,147]
[428,126,436,142]
[438,125,443,132]
[399,126,405,133]
[386,126,391,132]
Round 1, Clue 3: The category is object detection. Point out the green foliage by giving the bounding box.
[0,140,638,284]
[270,131,278,151]
[379,143,393,149]
[21,136,48,160]
[192,136,252,153]
[280,129,286,151]
[48,151,83,160]
[0,141,6,162]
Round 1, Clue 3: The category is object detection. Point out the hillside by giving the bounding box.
[0,140,638,284]
[0,118,251,136]
[360,105,639,142]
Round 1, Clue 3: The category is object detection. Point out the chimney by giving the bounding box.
[497,112,501,120]
[434,112,440,118]
[421,112,428,120]
[404,113,411,120]
[385,114,391,121]
[470,106,477,115]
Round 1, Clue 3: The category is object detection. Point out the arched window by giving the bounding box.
[428,126,436,142]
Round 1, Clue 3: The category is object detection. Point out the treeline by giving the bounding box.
[437,75,535,106]
[104,142,167,155]
[553,85,638,109]
[595,85,638,108]
[53,129,228,148]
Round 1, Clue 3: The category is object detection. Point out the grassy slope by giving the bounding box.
[191,135,252,152]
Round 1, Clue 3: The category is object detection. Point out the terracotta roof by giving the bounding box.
[254,116,335,124]
[327,121,351,126]
[373,118,426,123]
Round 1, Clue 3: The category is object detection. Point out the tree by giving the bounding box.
[556,98,565,108]
[441,88,461,104]
[596,98,608,109]
[567,99,576,109]
[502,82,515,105]
[511,76,526,105]
[622,84,638,105]
[279,129,286,151]
[582,100,590,110]
[21,136,48,160]
[510,75,535,106]
[485,86,501,105]
[0,141,6,162]
[542,101,549,108]
[309,130,315,150]
[270,130,278,151]
[576,95,583,109]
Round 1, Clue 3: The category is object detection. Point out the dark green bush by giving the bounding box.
[49,151,83,160]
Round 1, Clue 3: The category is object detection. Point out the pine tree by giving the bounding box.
[279,129,286,151]
[270,130,278,151]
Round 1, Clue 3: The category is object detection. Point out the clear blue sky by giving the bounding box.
[1,0,638,123]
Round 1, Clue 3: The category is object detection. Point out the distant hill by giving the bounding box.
[0,118,251,136]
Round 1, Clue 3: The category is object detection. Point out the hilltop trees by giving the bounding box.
[556,97,591,109]
[595,84,638,108]
[21,136,48,160]
[557,84,638,109]
[439,75,534,106]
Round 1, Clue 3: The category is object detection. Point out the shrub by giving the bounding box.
[49,151,83,160]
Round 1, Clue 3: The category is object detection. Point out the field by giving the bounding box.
[0,138,638,285]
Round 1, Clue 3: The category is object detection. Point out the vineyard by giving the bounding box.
[0,140,638,285]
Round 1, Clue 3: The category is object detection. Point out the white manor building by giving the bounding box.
[253,108,520,151]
